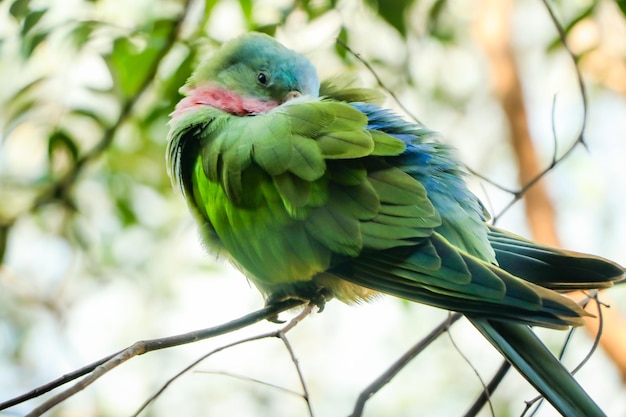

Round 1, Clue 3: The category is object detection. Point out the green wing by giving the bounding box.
[167,98,443,300]
[166,96,614,323]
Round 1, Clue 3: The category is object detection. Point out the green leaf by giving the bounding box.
[106,18,176,99]
[547,3,597,53]
[107,36,145,99]
[48,130,79,164]
[9,76,46,103]
[66,20,99,50]
[70,108,110,129]
[115,194,138,227]
[20,8,47,37]
[334,26,349,61]
[4,78,46,131]
[239,0,253,27]
[0,223,10,264]
[48,130,78,160]
[363,0,414,36]
[252,24,277,36]
[198,0,221,31]
[9,0,31,19]
[426,0,456,44]
[158,46,195,101]
[4,97,37,133]
[20,30,47,57]
[616,0,626,17]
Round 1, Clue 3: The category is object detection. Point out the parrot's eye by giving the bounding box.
[257,72,268,85]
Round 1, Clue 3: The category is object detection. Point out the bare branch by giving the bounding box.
[447,324,498,417]
[491,0,589,223]
[349,313,463,417]
[131,303,315,417]
[335,38,422,125]
[463,361,512,417]
[193,370,305,397]
[278,306,316,417]
[0,299,304,415]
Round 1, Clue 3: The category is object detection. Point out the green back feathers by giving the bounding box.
[167,91,443,289]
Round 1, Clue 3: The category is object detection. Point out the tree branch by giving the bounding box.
[349,313,463,417]
[0,298,304,415]
[131,303,315,417]
[463,361,511,417]
[491,0,588,224]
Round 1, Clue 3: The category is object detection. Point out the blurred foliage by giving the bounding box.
[1,0,626,415]
[0,0,465,283]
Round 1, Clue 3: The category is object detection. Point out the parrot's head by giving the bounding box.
[176,32,320,116]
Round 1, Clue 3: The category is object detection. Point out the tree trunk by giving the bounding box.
[473,0,626,382]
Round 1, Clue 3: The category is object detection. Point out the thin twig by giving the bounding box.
[278,305,316,417]
[569,296,605,376]
[131,303,315,417]
[490,0,588,223]
[550,94,560,166]
[465,165,519,196]
[194,370,305,397]
[447,321,498,417]
[131,337,267,417]
[465,0,589,222]
[463,361,512,417]
[349,313,463,417]
[0,350,122,411]
[0,299,303,415]
[335,38,422,125]
[25,341,146,417]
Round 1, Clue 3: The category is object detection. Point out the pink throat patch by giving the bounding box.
[173,85,280,117]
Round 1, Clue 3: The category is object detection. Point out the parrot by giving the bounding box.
[166,32,624,416]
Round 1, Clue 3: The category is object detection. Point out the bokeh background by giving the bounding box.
[1,0,626,415]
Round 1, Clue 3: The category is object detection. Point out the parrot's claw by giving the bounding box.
[265,286,332,322]
[267,314,286,324]
[310,287,332,313]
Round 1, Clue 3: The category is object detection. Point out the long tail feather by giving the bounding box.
[488,226,625,290]
[470,318,605,417]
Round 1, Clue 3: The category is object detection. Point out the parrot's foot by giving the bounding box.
[265,284,333,323]
[309,287,332,313]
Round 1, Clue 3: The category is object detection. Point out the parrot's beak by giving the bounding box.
[283,90,302,102]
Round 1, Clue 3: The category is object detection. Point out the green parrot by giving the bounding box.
[167,32,624,416]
